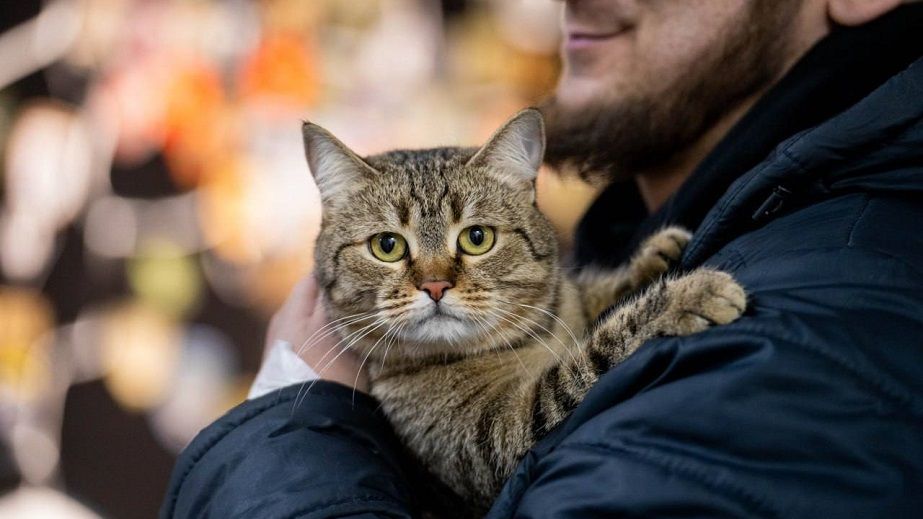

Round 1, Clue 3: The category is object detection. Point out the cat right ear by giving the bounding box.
[466,108,545,191]
[302,122,377,204]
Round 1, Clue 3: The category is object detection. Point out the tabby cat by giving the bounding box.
[302,109,746,514]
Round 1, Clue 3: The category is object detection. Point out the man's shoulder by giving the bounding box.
[712,192,923,279]
[701,191,923,399]
[504,192,923,517]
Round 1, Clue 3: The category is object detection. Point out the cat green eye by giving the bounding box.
[369,232,408,262]
[458,226,496,256]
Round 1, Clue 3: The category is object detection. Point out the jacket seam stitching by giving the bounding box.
[686,141,806,262]
[846,195,872,247]
[777,146,811,176]
[781,73,923,171]
[736,239,923,283]
[557,442,781,518]
[713,247,748,271]
[838,199,923,277]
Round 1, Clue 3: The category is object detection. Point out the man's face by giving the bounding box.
[545,0,805,179]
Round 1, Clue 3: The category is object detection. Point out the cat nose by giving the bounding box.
[419,280,453,302]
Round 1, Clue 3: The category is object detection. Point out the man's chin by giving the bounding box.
[544,0,800,183]
[554,75,610,112]
[539,93,629,181]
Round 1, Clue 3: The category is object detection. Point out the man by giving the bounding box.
[162,0,923,517]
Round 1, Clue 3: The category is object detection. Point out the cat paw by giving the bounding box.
[657,269,747,335]
[629,226,693,284]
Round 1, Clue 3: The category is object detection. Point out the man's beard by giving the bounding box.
[542,0,803,182]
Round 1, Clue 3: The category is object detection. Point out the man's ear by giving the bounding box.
[302,121,378,204]
[466,108,545,190]
[828,0,902,26]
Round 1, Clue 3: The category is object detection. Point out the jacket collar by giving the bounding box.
[683,55,923,267]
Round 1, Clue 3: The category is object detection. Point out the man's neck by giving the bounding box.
[634,97,760,212]
[634,5,832,213]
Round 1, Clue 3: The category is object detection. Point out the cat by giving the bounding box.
[302,108,747,515]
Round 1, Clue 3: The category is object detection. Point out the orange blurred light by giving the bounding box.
[238,31,319,111]
[197,157,261,264]
[162,60,230,188]
[0,286,54,401]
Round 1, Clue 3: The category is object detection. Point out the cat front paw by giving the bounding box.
[629,226,693,284]
[656,269,747,336]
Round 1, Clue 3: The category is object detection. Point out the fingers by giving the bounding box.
[266,274,318,351]
[262,272,370,393]
[286,274,319,316]
[302,274,320,316]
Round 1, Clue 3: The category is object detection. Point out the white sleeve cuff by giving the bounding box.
[248,340,320,400]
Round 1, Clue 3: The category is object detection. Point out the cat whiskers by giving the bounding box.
[488,307,563,363]
[494,299,589,373]
[351,319,406,403]
[377,322,406,374]
[495,299,581,350]
[378,299,416,312]
[294,311,378,357]
[314,317,389,379]
[305,300,419,408]
[292,316,388,412]
[471,310,530,375]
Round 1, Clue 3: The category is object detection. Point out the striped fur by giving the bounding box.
[305,111,747,515]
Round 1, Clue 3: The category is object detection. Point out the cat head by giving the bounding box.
[304,109,559,361]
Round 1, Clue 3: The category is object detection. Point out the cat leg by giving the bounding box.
[574,226,692,319]
[530,268,746,437]
[626,226,692,286]
[434,269,745,507]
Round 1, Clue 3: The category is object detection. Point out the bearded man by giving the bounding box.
[163,1,923,517]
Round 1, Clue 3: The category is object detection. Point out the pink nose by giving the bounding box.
[420,280,453,302]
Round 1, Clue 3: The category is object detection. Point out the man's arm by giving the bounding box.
[491,327,921,518]
[161,381,417,518]
[487,249,923,518]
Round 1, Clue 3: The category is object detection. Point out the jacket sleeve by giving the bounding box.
[161,381,418,519]
[489,248,923,518]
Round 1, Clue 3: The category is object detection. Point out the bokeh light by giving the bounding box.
[127,241,203,319]
[0,287,54,402]
[0,1,599,517]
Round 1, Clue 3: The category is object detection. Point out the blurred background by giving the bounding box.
[0,0,598,517]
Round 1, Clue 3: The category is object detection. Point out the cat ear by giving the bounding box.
[466,108,545,189]
[302,121,377,203]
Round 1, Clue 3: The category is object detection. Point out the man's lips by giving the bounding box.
[565,29,631,50]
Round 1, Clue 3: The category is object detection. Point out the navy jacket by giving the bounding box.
[162,11,923,519]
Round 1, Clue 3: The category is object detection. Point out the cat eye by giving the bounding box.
[369,232,408,262]
[457,225,495,256]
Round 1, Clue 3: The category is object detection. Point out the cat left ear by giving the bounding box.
[302,121,378,204]
[466,108,545,190]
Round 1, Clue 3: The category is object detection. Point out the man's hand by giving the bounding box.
[264,275,370,393]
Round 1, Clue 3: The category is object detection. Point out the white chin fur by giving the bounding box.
[398,293,481,345]
[402,314,474,344]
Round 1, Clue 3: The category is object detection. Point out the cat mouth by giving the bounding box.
[402,310,477,346]
[427,303,468,321]
[394,298,482,345]
[409,305,472,330]
[426,308,460,323]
